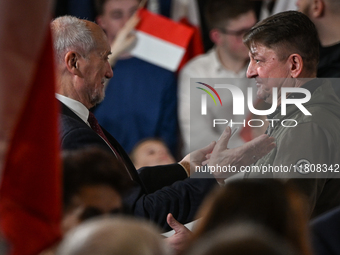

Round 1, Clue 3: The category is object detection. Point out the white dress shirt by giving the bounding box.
[56,94,90,127]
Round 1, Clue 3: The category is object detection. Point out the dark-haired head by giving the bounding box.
[243,11,319,76]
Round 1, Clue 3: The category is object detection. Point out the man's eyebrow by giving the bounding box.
[100,50,111,57]
[129,6,138,12]
[250,50,258,57]
[110,10,123,15]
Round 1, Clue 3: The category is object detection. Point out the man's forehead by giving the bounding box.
[84,20,110,50]
[104,0,139,11]
[249,43,275,56]
[97,39,111,57]
[225,10,257,30]
[249,43,261,55]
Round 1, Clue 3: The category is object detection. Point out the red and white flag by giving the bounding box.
[131,8,194,72]
[169,0,205,72]
[0,0,61,254]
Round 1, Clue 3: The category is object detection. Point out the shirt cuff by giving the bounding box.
[178,161,190,177]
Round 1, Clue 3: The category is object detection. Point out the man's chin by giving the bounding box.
[91,94,105,107]
[257,93,272,104]
[257,91,264,100]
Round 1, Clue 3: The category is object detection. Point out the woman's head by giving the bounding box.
[193,179,312,255]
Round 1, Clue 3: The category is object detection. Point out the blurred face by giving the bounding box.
[133,140,175,169]
[218,10,257,61]
[78,25,113,108]
[296,0,312,17]
[97,0,139,43]
[62,185,122,233]
[247,44,292,103]
[77,185,122,216]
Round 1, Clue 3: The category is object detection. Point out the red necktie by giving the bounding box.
[88,112,140,183]
[87,112,122,161]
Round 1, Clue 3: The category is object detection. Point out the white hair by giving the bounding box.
[51,16,96,64]
[186,223,298,255]
[57,216,171,255]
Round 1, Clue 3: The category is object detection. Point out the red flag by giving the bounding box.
[177,17,205,73]
[0,23,61,255]
[131,9,194,72]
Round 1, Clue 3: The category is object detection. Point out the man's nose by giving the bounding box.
[246,61,257,78]
[105,61,113,79]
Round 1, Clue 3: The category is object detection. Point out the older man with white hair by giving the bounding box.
[57,217,170,255]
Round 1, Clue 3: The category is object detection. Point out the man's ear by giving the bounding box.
[288,54,303,78]
[65,51,81,75]
[210,29,222,45]
[311,0,325,18]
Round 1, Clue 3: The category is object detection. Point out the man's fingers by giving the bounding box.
[215,126,232,151]
[124,13,140,31]
[167,213,185,233]
[202,159,209,166]
[124,34,137,48]
[200,141,216,155]
[247,134,276,161]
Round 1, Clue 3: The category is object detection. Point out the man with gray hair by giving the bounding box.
[52,15,275,229]
[57,217,170,255]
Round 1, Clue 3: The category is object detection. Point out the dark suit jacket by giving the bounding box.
[310,206,340,255]
[59,101,217,229]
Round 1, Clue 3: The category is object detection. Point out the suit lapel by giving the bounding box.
[59,100,147,193]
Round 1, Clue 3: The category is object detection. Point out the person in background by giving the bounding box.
[310,205,340,255]
[130,138,176,169]
[62,147,130,234]
[191,180,313,255]
[178,0,259,155]
[94,0,179,157]
[57,217,170,255]
[296,0,340,78]
[186,223,299,255]
[296,0,340,99]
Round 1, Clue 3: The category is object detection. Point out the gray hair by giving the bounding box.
[57,216,171,255]
[51,16,96,64]
[186,223,298,255]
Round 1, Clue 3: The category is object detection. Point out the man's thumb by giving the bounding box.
[167,213,183,233]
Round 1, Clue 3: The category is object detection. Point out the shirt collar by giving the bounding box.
[56,93,89,124]
[211,47,248,76]
[210,48,225,72]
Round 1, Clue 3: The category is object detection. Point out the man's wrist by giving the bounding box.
[178,161,190,177]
